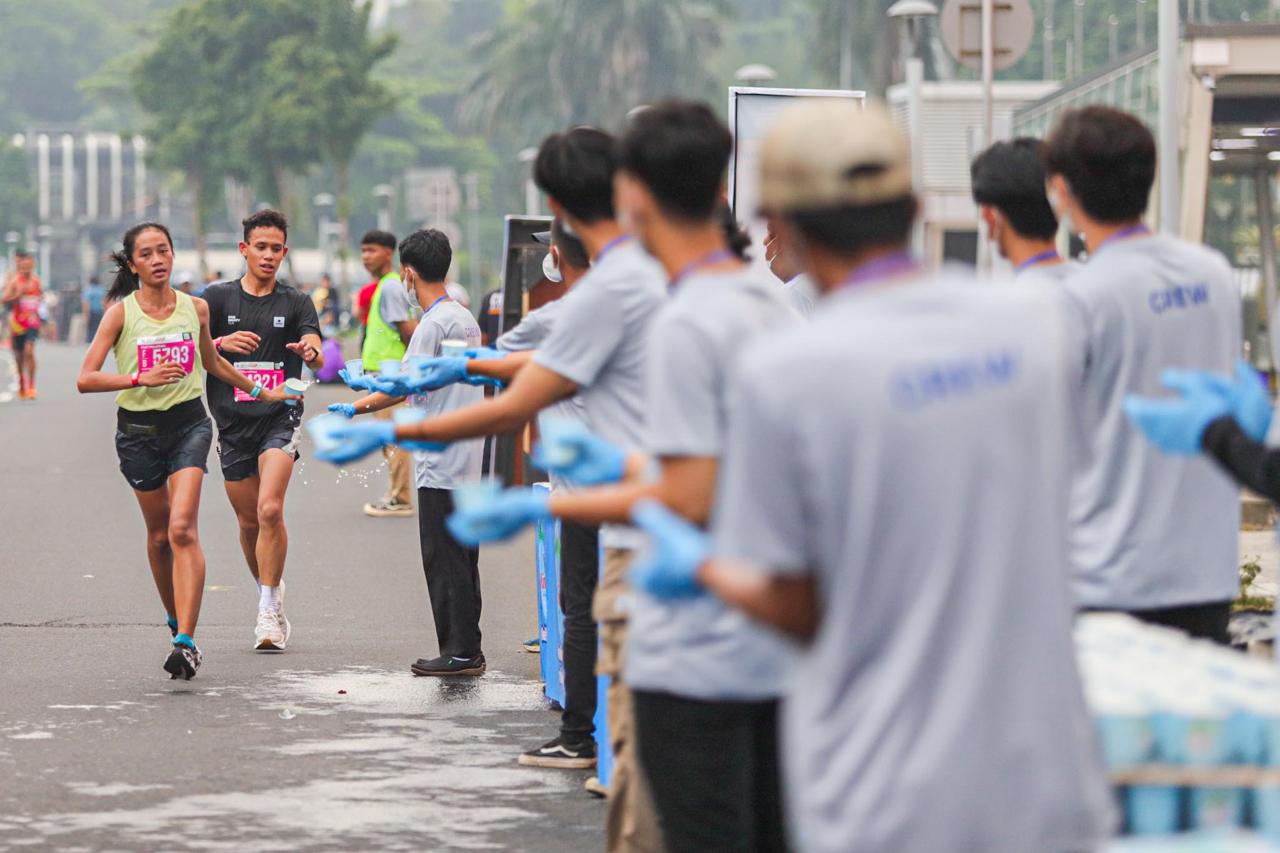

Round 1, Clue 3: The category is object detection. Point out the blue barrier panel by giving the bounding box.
[594,537,613,787]
[533,483,566,707]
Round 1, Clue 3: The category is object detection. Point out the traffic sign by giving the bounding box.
[940,0,1034,71]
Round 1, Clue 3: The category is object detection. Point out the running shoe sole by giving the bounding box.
[164,650,196,680]
[410,662,486,677]
[583,776,609,798]
[363,503,414,518]
[518,753,597,769]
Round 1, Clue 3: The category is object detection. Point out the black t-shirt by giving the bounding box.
[203,279,321,443]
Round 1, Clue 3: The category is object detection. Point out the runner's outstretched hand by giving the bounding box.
[285,340,319,362]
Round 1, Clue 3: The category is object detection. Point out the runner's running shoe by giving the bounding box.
[522,637,540,653]
[254,610,288,651]
[518,736,597,769]
[164,642,201,680]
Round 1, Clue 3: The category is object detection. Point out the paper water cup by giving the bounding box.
[441,339,469,358]
[537,415,581,468]
[344,358,364,378]
[380,359,404,377]
[393,407,428,426]
[306,413,348,454]
[283,377,308,407]
[453,480,501,515]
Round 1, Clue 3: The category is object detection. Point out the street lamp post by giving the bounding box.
[314,192,335,276]
[888,0,939,258]
[1158,0,1179,234]
[373,184,394,233]
[517,147,540,216]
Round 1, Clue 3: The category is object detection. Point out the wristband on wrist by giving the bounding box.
[249,383,263,399]
[213,336,223,350]
[130,371,140,387]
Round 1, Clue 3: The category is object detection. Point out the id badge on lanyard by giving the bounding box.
[137,333,196,374]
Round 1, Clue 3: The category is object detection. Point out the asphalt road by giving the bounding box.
[0,343,603,852]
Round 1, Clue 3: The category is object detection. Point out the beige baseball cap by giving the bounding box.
[758,99,912,213]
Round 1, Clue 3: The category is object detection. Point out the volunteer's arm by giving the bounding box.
[1202,416,1280,503]
[465,350,536,384]
[699,562,820,642]
[548,456,717,526]
[394,361,577,442]
[341,391,406,416]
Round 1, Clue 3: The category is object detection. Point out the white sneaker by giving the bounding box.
[254,609,287,651]
[277,582,291,648]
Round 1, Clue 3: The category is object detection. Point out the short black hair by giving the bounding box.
[361,229,397,249]
[398,228,452,281]
[970,138,1059,240]
[1042,106,1156,224]
[13,249,30,258]
[533,127,617,223]
[618,99,732,222]
[550,219,590,271]
[243,208,288,242]
[785,197,916,258]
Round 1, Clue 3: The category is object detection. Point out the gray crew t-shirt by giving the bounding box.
[497,297,587,491]
[1062,233,1240,609]
[404,298,483,489]
[625,269,799,701]
[534,239,666,549]
[713,273,1115,853]
[782,273,818,318]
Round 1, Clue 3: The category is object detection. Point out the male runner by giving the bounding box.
[203,209,323,651]
[627,99,1114,853]
[970,138,1077,283]
[359,229,415,518]
[3,250,42,399]
[1044,106,1241,641]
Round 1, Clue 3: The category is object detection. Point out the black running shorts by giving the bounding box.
[116,416,213,492]
[217,412,301,482]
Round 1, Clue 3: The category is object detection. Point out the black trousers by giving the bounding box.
[559,520,600,742]
[418,487,482,658]
[1127,600,1232,646]
[633,690,787,853]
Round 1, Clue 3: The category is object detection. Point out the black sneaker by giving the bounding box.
[164,642,201,680]
[410,653,486,677]
[518,736,597,769]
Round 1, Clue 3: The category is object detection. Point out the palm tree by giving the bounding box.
[460,0,728,136]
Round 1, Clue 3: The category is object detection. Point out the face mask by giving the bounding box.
[404,273,421,309]
[1045,186,1076,237]
[542,252,563,284]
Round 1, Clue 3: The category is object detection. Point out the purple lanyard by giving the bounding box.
[842,252,919,289]
[422,294,449,316]
[595,235,631,263]
[669,248,737,291]
[1096,224,1151,252]
[1017,249,1061,272]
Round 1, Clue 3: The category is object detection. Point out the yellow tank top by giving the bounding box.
[114,290,206,412]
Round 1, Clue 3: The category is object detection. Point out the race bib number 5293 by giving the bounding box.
[137,333,195,374]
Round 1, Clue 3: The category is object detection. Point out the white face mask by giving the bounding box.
[404,272,421,309]
[542,252,563,284]
[1045,185,1077,237]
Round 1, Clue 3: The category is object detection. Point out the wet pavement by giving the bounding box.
[0,344,603,851]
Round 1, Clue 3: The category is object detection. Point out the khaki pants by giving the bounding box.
[597,548,663,853]
[374,405,412,506]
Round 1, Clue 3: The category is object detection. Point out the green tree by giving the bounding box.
[460,0,729,137]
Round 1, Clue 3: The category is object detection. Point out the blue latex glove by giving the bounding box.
[314,420,396,465]
[532,422,628,485]
[1123,369,1233,455]
[1223,358,1273,442]
[338,368,375,391]
[381,357,470,395]
[628,500,709,599]
[327,403,356,419]
[463,347,508,361]
[446,487,550,546]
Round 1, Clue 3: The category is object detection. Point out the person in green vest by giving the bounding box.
[359,229,416,518]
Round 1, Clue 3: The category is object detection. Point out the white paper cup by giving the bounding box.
[283,377,308,406]
[344,358,364,378]
[380,359,404,376]
[306,413,348,454]
[453,479,501,514]
[441,339,469,358]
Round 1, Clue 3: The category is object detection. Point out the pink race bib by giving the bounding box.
[137,333,196,374]
[234,361,285,402]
